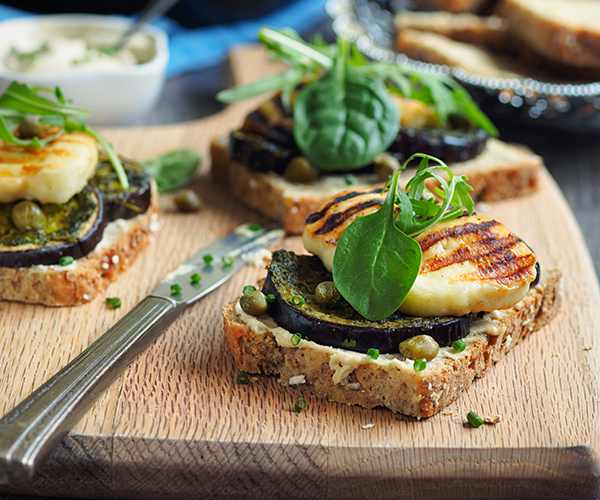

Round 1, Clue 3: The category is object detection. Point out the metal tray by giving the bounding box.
[327,0,600,133]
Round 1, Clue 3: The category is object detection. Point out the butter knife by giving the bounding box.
[0,224,283,484]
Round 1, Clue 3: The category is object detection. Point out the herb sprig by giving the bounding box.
[332,154,474,321]
[0,81,129,189]
[217,28,497,171]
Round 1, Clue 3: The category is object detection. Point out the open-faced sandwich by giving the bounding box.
[0,82,158,306]
[211,28,542,234]
[222,155,562,418]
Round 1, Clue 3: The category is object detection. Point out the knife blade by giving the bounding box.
[0,223,283,485]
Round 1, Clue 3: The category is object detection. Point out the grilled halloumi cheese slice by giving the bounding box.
[303,188,538,317]
[0,132,98,204]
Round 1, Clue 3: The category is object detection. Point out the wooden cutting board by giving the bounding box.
[1,46,599,500]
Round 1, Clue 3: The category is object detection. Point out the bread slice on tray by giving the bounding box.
[499,0,600,69]
[211,136,542,234]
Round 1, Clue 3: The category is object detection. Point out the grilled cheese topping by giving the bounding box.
[303,188,537,317]
[0,131,98,204]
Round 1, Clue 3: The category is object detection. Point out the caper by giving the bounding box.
[11,200,46,231]
[373,153,401,182]
[315,281,342,308]
[240,290,269,316]
[283,157,319,183]
[398,335,439,361]
[17,118,46,139]
[174,190,202,212]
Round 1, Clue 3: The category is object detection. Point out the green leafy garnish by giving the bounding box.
[0,82,129,189]
[216,27,498,171]
[139,149,201,194]
[293,39,399,170]
[332,153,474,321]
[106,297,122,309]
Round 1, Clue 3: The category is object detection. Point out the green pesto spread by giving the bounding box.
[268,249,459,329]
[0,186,97,248]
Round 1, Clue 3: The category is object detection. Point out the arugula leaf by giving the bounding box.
[293,40,400,170]
[139,149,201,194]
[216,28,498,140]
[332,153,474,321]
[332,169,422,321]
[0,81,129,189]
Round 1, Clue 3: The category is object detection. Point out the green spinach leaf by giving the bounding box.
[332,170,421,321]
[293,43,399,170]
[139,149,201,194]
[332,153,474,321]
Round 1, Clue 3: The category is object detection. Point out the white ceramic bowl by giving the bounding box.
[0,14,169,126]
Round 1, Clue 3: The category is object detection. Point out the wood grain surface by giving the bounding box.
[0,46,599,500]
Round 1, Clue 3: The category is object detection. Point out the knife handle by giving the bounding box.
[0,295,181,485]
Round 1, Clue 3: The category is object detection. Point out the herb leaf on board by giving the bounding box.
[139,149,201,194]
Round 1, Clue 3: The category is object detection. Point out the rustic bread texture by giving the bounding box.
[500,0,600,69]
[395,11,508,48]
[396,29,524,79]
[0,186,159,306]
[223,269,562,418]
[211,136,542,234]
[411,0,489,13]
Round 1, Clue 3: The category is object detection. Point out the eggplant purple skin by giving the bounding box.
[231,105,489,175]
[0,185,107,268]
[261,250,472,354]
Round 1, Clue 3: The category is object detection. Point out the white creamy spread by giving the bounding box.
[1,26,155,75]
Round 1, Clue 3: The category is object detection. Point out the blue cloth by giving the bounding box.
[0,0,329,77]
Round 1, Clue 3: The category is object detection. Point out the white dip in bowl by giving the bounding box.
[0,14,169,126]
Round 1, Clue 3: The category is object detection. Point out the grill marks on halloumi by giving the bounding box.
[418,217,537,286]
[0,132,98,204]
[303,189,383,272]
[303,188,538,318]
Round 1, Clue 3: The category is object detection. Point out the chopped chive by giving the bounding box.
[452,339,467,353]
[266,294,276,304]
[243,285,256,295]
[248,222,262,231]
[467,411,483,428]
[345,173,356,185]
[413,358,426,371]
[291,295,305,306]
[293,397,307,413]
[342,338,357,348]
[170,283,182,295]
[367,348,379,360]
[191,273,201,283]
[106,297,121,309]
[203,254,213,264]
[58,256,74,266]
[291,333,302,346]
[222,255,234,266]
[237,373,250,385]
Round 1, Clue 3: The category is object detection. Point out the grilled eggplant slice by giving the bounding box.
[231,95,488,175]
[92,156,152,221]
[0,184,107,268]
[263,249,471,354]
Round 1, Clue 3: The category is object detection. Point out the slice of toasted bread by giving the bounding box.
[211,136,542,234]
[0,184,159,306]
[223,269,562,418]
[499,0,600,69]
[395,11,508,48]
[411,0,489,13]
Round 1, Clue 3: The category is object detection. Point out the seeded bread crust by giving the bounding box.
[499,0,600,69]
[0,184,159,306]
[223,269,562,418]
[211,136,542,234]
